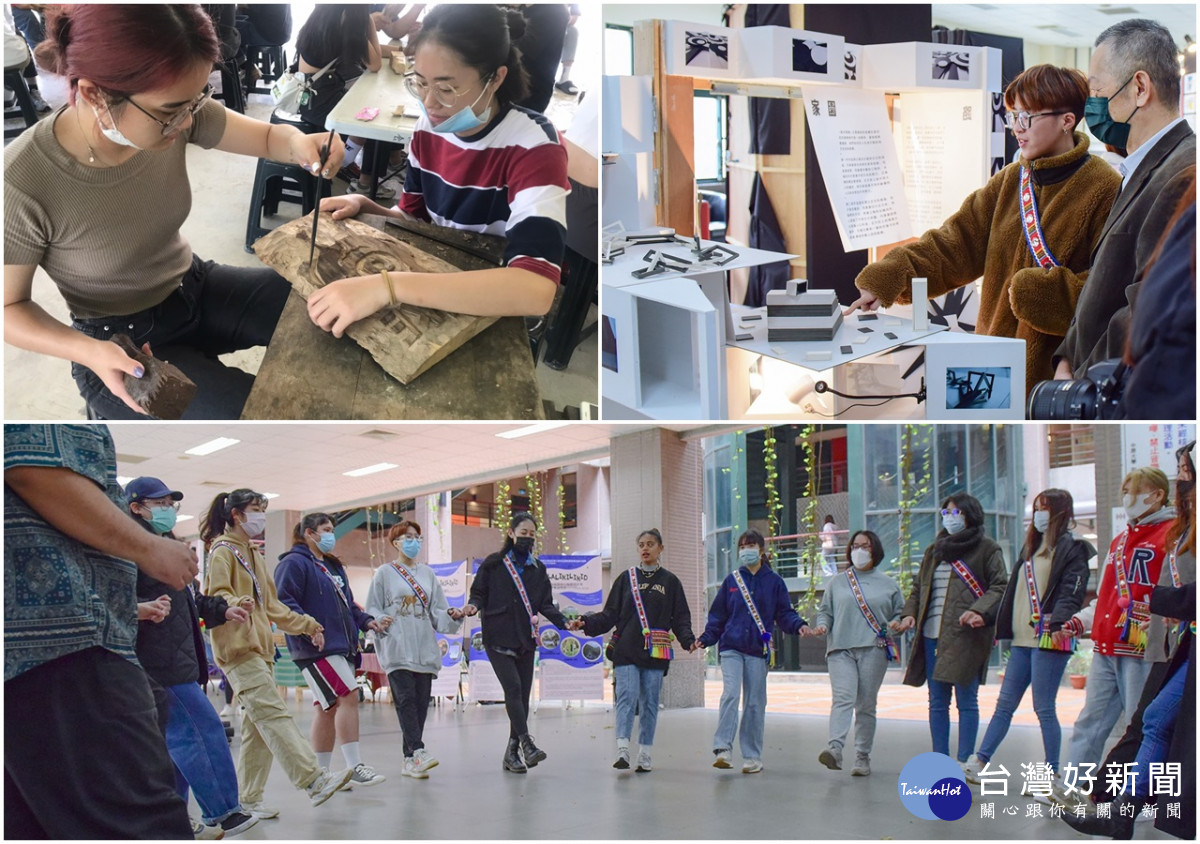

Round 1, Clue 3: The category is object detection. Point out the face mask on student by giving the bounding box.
[1032,510,1051,534]
[850,548,873,569]
[315,531,336,554]
[242,512,267,539]
[92,101,143,149]
[418,76,495,135]
[1122,492,1157,522]
[146,506,177,535]
[738,547,760,566]
[513,536,535,554]
[1084,75,1138,149]
[401,537,421,558]
[942,514,966,535]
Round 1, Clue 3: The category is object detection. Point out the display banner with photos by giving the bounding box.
[429,559,466,697]
[538,555,605,700]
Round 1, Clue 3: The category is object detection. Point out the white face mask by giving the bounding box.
[850,548,873,569]
[1032,510,1051,534]
[1122,492,1156,522]
[241,512,267,539]
[92,101,142,149]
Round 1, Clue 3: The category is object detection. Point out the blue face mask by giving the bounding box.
[738,547,760,566]
[147,506,177,535]
[942,514,967,535]
[315,531,336,554]
[1084,74,1139,149]
[401,537,421,559]
[418,76,494,135]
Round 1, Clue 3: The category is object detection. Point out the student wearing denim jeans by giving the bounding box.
[576,529,695,773]
[812,530,903,776]
[961,489,1090,798]
[127,476,259,838]
[1053,468,1174,792]
[696,530,810,774]
[893,494,1009,765]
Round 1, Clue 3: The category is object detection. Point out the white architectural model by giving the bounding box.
[766,279,843,342]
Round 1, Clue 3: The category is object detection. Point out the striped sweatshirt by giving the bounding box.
[400,104,569,285]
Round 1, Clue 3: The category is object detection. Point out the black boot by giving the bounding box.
[503,738,526,773]
[1061,794,1140,839]
[520,734,547,767]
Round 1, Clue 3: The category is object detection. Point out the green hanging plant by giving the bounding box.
[895,424,934,598]
[496,479,511,539]
[762,427,782,538]
[526,472,547,546]
[556,475,570,554]
[797,424,821,615]
[428,492,441,544]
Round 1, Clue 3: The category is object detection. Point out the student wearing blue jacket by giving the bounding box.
[695,529,810,774]
[275,513,387,788]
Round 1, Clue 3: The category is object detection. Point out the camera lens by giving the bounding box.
[1027,379,1098,420]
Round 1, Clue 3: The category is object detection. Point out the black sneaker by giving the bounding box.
[555,80,579,96]
[218,812,258,837]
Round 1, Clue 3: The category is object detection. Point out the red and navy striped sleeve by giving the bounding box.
[400,107,570,284]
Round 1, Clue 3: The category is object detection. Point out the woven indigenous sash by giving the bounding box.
[732,569,773,664]
[1109,530,1147,650]
[503,553,539,642]
[846,569,897,661]
[390,560,429,610]
[314,558,351,611]
[1024,558,1070,651]
[211,541,261,603]
[950,559,985,599]
[1020,166,1060,269]
[629,567,673,659]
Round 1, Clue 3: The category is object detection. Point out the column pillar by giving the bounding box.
[610,427,706,708]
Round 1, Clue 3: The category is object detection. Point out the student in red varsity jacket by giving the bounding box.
[311,4,570,338]
[1057,467,1175,779]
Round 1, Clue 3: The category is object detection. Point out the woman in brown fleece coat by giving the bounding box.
[846,65,1121,395]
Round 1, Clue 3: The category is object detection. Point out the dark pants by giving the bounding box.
[70,255,289,419]
[488,648,536,739]
[4,647,192,839]
[387,669,433,756]
[11,7,43,81]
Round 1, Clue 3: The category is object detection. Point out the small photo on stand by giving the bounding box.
[684,30,729,69]
[931,50,971,82]
[792,39,829,74]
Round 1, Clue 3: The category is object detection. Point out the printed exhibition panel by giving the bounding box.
[539,554,605,700]
[429,559,466,697]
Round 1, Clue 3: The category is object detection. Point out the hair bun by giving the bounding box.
[504,8,526,42]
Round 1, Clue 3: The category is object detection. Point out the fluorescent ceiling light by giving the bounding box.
[116,476,134,486]
[343,462,398,477]
[495,422,572,439]
[581,457,611,468]
[185,437,240,456]
[176,514,195,523]
[262,493,280,500]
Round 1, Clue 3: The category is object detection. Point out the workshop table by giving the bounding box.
[241,215,545,420]
[326,64,419,200]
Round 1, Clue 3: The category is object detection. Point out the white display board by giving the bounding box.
[800,86,913,250]
[662,21,738,78]
[736,26,846,85]
[897,91,991,233]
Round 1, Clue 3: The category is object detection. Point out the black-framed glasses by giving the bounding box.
[403,72,492,109]
[1003,110,1068,131]
[941,508,962,517]
[125,84,213,136]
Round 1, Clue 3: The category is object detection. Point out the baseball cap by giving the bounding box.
[125,476,183,504]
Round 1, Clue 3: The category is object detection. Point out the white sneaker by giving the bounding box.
[219,704,235,718]
[191,819,225,839]
[742,759,763,774]
[411,748,439,773]
[242,801,279,820]
[349,762,386,786]
[402,757,429,779]
[960,754,985,784]
[612,747,631,770]
[635,750,652,773]
[307,768,353,806]
[713,748,732,769]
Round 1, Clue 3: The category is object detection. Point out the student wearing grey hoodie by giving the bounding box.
[364,520,460,779]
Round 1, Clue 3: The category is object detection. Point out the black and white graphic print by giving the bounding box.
[990,156,1005,175]
[685,31,729,69]
[991,92,1006,133]
[791,39,829,74]
[931,50,971,82]
[844,49,858,81]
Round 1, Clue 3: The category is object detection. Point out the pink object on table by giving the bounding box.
[356,106,380,121]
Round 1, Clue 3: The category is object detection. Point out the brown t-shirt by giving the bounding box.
[3,98,227,319]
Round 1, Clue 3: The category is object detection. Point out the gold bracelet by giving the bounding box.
[381,270,397,307]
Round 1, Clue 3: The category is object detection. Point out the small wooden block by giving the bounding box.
[741,313,762,322]
[111,334,197,419]
[392,104,406,117]
[805,350,833,362]
[884,332,898,340]
[858,327,874,334]
[852,336,868,345]
[858,313,879,321]
[735,333,753,342]
[840,345,853,354]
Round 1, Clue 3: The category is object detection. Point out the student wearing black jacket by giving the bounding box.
[453,513,568,773]
[127,477,258,838]
[961,488,1090,792]
[576,529,696,772]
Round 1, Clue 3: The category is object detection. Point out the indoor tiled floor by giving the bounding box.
[201,674,1167,841]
